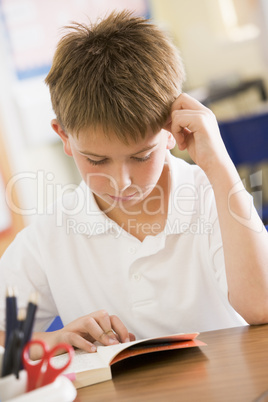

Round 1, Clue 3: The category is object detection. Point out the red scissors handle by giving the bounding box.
[23,339,74,391]
[23,339,47,392]
[41,342,74,387]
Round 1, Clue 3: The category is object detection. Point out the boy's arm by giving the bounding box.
[166,93,268,324]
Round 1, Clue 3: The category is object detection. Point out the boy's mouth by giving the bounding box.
[108,192,137,202]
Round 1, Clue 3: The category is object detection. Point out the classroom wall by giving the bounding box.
[151,0,268,89]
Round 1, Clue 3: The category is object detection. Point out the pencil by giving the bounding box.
[22,291,38,347]
[1,328,20,377]
[17,308,26,331]
[1,287,18,377]
[4,286,18,350]
[12,329,24,379]
[14,309,27,376]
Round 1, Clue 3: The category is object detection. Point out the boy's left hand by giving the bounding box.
[165,93,229,174]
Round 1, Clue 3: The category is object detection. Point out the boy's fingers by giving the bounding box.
[91,310,118,342]
[84,315,119,346]
[171,93,208,113]
[65,332,97,353]
[110,314,132,343]
[66,311,134,347]
[129,332,136,342]
[171,112,195,136]
[164,94,210,133]
[171,110,212,137]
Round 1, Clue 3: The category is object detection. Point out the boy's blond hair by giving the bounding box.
[45,10,185,141]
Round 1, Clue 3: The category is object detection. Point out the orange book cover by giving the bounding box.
[111,334,205,364]
[53,332,206,389]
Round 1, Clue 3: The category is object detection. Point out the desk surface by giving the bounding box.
[76,325,268,402]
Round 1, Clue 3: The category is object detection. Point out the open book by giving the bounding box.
[54,332,206,389]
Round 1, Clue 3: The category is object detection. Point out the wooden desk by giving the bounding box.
[76,325,268,402]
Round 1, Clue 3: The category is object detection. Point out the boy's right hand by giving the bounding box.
[58,310,135,351]
[33,310,135,358]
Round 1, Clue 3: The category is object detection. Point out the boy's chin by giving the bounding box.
[93,193,141,210]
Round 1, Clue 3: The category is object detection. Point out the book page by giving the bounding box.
[53,348,107,374]
[96,341,135,365]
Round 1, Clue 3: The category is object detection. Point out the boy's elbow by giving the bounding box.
[238,306,268,326]
[245,312,268,326]
[229,294,268,325]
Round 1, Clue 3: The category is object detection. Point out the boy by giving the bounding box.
[0,10,268,356]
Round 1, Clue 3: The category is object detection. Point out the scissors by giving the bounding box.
[22,339,74,392]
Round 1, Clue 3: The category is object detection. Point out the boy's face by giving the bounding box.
[53,122,175,213]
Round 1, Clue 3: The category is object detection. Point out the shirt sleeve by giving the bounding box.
[0,224,59,332]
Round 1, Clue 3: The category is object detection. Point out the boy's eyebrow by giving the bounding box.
[131,144,158,156]
[77,144,158,158]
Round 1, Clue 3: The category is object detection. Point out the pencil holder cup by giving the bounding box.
[0,372,77,401]
[0,371,27,401]
[0,348,76,401]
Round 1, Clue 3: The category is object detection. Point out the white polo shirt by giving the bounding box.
[0,153,246,337]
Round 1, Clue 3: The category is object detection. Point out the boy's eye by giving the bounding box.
[87,158,108,166]
[132,154,151,162]
[86,153,152,165]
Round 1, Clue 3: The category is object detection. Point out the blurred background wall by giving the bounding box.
[0,0,267,255]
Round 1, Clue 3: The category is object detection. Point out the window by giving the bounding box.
[218,0,259,42]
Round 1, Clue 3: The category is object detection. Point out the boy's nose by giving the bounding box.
[112,164,132,192]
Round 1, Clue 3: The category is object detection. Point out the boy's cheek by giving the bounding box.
[85,176,110,192]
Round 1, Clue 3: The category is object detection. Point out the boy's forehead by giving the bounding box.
[72,127,163,152]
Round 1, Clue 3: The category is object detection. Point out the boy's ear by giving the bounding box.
[51,119,73,156]
[166,131,176,150]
